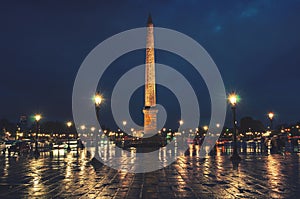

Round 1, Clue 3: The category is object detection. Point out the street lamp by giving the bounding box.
[66,121,72,152]
[179,120,184,126]
[178,120,184,134]
[122,120,127,132]
[93,91,102,165]
[34,114,42,156]
[228,93,241,161]
[80,125,86,131]
[268,112,274,130]
[94,91,102,121]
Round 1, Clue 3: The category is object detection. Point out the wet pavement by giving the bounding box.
[0,149,299,199]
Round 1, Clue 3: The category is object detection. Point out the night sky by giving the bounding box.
[1,1,300,129]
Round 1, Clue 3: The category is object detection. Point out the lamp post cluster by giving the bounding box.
[31,90,276,163]
[33,114,76,155]
[226,93,276,161]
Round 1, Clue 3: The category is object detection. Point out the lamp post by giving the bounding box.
[66,121,72,152]
[179,120,184,126]
[122,120,127,133]
[80,125,86,149]
[80,125,86,131]
[179,120,184,132]
[203,125,208,137]
[34,114,41,156]
[94,91,102,120]
[122,121,127,126]
[268,112,274,131]
[179,120,184,133]
[228,93,241,161]
[177,120,184,140]
[93,91,102,164]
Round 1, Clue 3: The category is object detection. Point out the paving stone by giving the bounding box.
[0,152,299,198]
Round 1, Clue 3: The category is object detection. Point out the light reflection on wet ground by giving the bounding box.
[0,146,299,198]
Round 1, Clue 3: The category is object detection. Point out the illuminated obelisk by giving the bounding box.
[143,14,158,136]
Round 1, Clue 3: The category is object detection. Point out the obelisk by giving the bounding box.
[143,14,158,136]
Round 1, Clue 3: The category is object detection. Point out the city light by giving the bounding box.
[228,93,239,106]
[179,120,184,125]
[80,125,86,130]
[268,112,274,120]
[66,121,72,128]
[34,114,42,122]
[94,91,102,106]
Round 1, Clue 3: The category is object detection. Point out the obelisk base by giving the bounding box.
[143,107,158,136]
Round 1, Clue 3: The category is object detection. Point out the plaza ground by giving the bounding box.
[0,150,299,199]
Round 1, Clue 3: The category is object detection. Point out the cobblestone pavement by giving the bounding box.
[0,150,299,199]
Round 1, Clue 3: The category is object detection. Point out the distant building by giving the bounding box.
[240,117,265,133]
